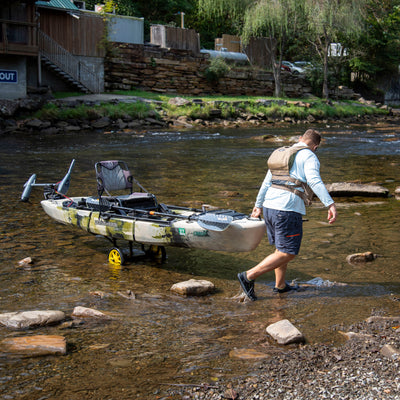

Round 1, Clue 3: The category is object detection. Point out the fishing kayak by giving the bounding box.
[22,159,266,264]
[40,196,266,253]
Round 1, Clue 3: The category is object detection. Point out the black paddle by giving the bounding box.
[108,205,234,232]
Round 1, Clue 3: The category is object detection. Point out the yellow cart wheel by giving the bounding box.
[142,245,166,262]
[108,247,125,266]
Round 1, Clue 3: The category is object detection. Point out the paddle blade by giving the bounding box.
[21,174,37,202]
[57,159,75,195]
[197,213,233,232]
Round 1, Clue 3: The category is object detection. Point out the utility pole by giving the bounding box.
[176,12,185,28]
[181,12,185,28]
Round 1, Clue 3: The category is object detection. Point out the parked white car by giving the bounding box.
[293,61,314,71]
[281,61,304,74]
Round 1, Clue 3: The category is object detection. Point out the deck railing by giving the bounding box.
[38,30,101,93]
[0,18,38,56]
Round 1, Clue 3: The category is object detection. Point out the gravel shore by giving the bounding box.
[166,316,400,399]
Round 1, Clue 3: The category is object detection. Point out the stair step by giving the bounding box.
[40,55,93,94]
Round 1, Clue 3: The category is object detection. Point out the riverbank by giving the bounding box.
[167,315,400,399]
[1,91,399,135]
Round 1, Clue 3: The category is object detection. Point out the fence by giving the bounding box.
[243,37,275,68]
[150,25,200,54]
[215,34,241,52]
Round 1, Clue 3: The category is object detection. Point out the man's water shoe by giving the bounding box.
[237,272,257,301]
[273,282,299,294]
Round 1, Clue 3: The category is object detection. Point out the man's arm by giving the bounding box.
[302,152,337,224]
[253,170,272,213]
[327,203,337,224]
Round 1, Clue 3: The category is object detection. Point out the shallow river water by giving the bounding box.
[1,122,400,399]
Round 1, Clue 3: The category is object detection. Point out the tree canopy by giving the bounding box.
[303,0,368,98]
[85,0,400,99]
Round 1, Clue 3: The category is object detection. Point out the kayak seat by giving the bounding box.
[95,160,134,194]
[95,160,159,210]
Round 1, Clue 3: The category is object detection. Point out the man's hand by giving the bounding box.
[327,203,337,224]
[251,207,262,218]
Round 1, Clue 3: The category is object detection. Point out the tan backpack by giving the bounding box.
[267,145,314,205]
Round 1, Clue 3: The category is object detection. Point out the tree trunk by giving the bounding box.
[273,61,282,97]
[322,36,330,99]
[267,39,282,97]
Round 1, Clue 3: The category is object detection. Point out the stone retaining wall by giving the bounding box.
[105,43,312,97]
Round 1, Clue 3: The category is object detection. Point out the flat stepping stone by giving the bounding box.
[170,279,215,296]
[266,319,305,345]
[0,335,66,356]
[0,310,65,329]
[325,182,389,197]
[72,306,112,319]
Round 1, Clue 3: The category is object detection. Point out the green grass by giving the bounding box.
[48,89,388,122]
[109,89,282,103]
[34,100,158,121]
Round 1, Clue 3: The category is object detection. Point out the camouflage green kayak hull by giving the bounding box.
[40,197,266,253]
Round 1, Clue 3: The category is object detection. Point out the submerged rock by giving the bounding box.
[0,335,66,357]
[346,251,377,264]
[17,256,33,268]
[0,310,65,329]
[266,319,305,345]
[170,279,215,296]
[340,331,375,341]
[229,348,269,360]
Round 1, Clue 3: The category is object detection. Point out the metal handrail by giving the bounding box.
[38,30,101,93]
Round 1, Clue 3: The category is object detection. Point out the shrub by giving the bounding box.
[205,57,231,83]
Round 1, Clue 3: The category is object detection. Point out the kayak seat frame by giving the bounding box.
[95,160,160,210]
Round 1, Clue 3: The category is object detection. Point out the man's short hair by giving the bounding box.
[303,129,321,145]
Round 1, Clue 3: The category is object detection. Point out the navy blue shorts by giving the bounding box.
[263,207,303,255]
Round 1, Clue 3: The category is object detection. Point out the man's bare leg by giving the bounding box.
[274,263,288,289]
[246,249,295,282]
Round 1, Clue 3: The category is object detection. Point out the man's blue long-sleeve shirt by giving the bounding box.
[255,142,334,215]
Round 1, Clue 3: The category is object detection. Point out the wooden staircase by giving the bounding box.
[39,31,101,93]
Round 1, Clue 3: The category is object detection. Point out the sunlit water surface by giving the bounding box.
[0,122,399,399]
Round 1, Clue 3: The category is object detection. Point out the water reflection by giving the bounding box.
[0,123,399,399]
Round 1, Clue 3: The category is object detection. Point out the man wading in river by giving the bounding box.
[238,129,337,301]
